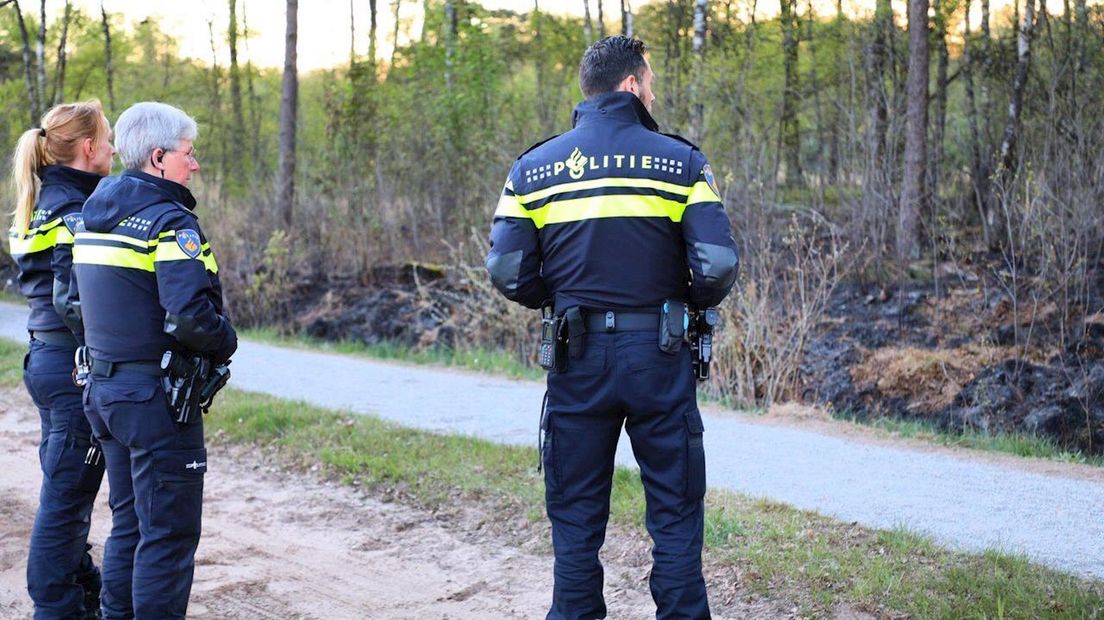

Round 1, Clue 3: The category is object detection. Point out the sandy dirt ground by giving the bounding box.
[0,388,793,619]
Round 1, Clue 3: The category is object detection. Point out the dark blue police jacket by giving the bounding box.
[486,91,739,312]
[8,165,103,338]
[72,170,236,364]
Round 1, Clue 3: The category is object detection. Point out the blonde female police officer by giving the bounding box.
[486,36,738,620]
[9,100,115,620]
[72,102,236,619]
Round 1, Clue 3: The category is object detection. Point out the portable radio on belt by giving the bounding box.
[539,305,561,371]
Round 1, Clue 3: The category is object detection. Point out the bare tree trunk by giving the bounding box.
[444,0,456,88]
[391,0,401,67]
[277,0,299,228]
[621,0,632,37]
[778,0,801,185]
[963,0,991,244]
[51,0,71,105]
[583,0,593,45]
[369,0,378,66]
[242,0,262,173]
[349,0,356,62]
[100,1,115,115]
[897,0,928,262]
[533,1,554,134]
[805,0,825,179]
[688,0,708,145]
[207,20,225,184]
[8,0,38,124]
[996,0,1037,190]
[597,0,605,39]
[929,0,949,203]
[36,0,46,111]
[228,0,245,176]
[865,0,892,183]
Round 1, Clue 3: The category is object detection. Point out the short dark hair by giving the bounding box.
[578,36,649,99]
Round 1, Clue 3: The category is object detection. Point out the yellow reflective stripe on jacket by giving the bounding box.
[494,193,529,219]
[7,218,68,255]
[527,194,686,229]
[72,243,155,272]
[73,231,217,274]
[686,180,722,206]
[78,232,155,248]
[514,177,691,204]
[153,236,219,274]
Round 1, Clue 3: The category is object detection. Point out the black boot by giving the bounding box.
[75,545,102,619]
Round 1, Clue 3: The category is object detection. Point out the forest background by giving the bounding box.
[2,0,1102,454]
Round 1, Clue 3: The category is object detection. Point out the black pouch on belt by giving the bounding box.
[564,307,586,360]
[658,300,688,354]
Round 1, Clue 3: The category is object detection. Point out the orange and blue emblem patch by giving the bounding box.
[703,164,721,196]
[177,229,202,258]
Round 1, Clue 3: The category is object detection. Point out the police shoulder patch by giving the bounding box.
[176,229,202,258]
[703,164,721,196]
[62,213,83,234]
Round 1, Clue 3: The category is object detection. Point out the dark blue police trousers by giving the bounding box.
[24,337,104,620]
[542,331,710,620]
[84,371,206,620]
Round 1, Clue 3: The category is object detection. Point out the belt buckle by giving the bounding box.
[605,311,615,331]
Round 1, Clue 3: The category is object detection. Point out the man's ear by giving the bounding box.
[618,73,639,95]
[83,137,96,159]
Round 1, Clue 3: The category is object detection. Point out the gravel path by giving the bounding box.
[2,302,1101,581]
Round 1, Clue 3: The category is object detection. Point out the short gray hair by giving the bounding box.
[114,102,198,170]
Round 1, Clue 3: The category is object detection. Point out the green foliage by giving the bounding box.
[0,338,24,389]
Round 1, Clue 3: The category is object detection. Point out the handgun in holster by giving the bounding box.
[161,352,231,424]
[689,307,719,382]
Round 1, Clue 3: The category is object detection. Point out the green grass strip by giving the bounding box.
[0,338,25,389]
[206,387,1103,619]
[241,326,545,381]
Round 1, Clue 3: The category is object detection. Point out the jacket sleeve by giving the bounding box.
[682,151,739,308]
[50,206,84,343]
[152,211,238,364]
[485,161,550,309]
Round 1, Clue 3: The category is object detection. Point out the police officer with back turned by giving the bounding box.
[486,36,738,620]
[72,102,236,619]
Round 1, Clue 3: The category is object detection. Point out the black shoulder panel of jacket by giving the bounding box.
[661,132,700,151]
[517,134,562,159]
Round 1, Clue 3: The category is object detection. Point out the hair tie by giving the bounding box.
[38,127,46,138]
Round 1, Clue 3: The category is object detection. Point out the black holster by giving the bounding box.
[161,352,231,424]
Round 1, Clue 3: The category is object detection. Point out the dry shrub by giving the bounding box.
[445,228,539,365]
[710,215,849,406]
[764,402,832,422]
[229,229,298,328]
[851,344,1001,413]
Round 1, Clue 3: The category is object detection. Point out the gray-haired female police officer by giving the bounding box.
[72,102,236,620]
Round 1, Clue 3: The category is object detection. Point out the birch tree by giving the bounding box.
[688,0,708,145]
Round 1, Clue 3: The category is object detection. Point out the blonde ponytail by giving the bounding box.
[11,128,46,234]
[9,99,110,234]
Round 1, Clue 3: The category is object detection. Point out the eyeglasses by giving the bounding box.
[164,148,198,164]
